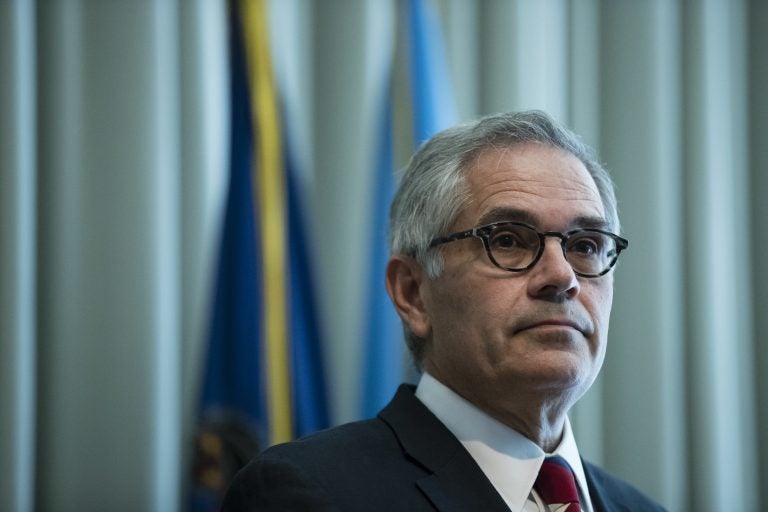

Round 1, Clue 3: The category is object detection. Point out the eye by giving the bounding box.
[567,233,608,257]
[572,239,598,255]
[488,225,537,251]
[491,231,523,248]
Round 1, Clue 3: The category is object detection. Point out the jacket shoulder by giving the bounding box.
[222,417,431,511]
[583,460,668,512]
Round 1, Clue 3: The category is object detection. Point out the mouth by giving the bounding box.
[517,319,586,335]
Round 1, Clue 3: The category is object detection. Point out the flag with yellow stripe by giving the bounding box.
[190,1,328,509]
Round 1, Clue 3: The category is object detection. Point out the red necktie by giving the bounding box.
[533,456,581,511]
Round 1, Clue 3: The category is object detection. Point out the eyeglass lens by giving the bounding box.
[486,224,618,275]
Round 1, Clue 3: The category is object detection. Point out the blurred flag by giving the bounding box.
[284,145,329,438]
[190,1,328,510]
[361,92,402,419]
[407,0,458,145]
[360,0,458,418]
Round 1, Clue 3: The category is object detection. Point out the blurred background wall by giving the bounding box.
[1,0,766,511]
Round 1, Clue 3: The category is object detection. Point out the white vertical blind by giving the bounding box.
[600,2,687,509]
[36,2,180,508]
[0,1,37,511]
[177,0,230,503]
[566,0,604,466]
[0,1,227,511]
[478,0,568,118]
[311,0,395,424]
[148,1,182,510]
[748,2,768,510]
[683,0,757,509]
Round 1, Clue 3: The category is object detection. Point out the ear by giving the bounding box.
[385,255,432,339]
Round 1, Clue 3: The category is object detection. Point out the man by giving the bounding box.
[222,111,666,511]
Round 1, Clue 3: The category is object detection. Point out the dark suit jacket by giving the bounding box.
[222,385,666,511]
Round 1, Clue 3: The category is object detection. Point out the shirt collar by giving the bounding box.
[415,372,593,512]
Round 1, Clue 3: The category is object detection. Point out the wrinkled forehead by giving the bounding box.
[459,143,606,227]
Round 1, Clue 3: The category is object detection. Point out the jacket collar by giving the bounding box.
[582,459,633,512]
[378,385,511,512]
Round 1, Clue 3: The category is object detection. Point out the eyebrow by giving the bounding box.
[476,207,611,231]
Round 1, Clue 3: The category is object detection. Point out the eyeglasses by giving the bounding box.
[429,221,629,278]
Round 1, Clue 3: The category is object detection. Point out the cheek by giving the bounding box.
[588,278,614,325]
[585,281,613,359]
[427,276,505,351]
[600,288,614,326]
[430,284,480,339]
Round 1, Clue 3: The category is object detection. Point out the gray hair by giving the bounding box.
[388,110,619,367]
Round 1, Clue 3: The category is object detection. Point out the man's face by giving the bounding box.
[420,143,614,416]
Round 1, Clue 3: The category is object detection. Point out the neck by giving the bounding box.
[479,398,569,452]
[426,368,578,453]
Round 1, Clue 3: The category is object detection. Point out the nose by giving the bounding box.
[527,237,580,301]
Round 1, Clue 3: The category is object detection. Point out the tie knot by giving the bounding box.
[534,456,581,510]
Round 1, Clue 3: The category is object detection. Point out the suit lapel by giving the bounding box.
[582,459,631,512]
[379,385,510,512]
[415,453,512,512]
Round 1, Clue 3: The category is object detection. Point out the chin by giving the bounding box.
[520,359,592,392]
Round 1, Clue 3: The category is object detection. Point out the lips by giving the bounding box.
[515,317,591,336]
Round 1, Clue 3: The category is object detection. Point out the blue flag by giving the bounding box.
[190,3,328,509]
[361,91,403,418]
[408,0,458,145]
[285,143,330,437]
[189,9,265,511]
[360,0,459,419]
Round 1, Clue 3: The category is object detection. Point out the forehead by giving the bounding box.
[460,143,605,228]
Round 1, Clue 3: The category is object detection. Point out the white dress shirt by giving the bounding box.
[415,372,594,512]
